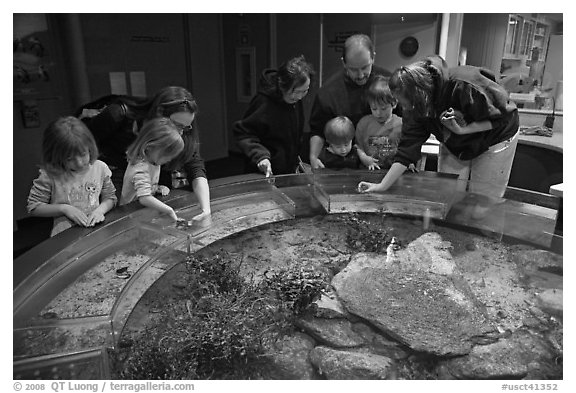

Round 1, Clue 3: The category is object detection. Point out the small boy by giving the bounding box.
[318,116,361,169]
[355,75,403,170]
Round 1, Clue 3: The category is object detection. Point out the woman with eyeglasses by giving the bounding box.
[78,86,211,221]
[233,55,315,177]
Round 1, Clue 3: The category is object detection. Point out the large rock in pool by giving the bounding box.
[309,346,395,379]
[437,329,561,379]
[263,332,318,379]
[332,232,494,356]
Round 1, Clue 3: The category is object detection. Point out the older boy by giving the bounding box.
[355,75,403,170]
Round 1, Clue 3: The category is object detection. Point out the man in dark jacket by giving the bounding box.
[233,56,314,176]
[309,34,392,169]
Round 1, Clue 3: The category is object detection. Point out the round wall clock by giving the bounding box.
[400,36,419,58]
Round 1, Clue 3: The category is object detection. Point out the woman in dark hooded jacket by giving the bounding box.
[358,54,519,203]
[233,55,315,176]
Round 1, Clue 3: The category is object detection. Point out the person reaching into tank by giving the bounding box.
[358,54,519,219]
[77,86,210,222]
[233,55,315,177]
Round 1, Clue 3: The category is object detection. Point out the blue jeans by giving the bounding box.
[438,131,519,200]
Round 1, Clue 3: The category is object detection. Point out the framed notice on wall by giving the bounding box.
[20,100,40,128]
[13,14,60,100]
[236,47,256,103]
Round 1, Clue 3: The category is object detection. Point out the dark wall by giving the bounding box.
[186,14,228,162]
[14,14,72,224]
[80,14,190,99]
[461,13,508,73]
[276,13,322,142]
[372,15,439,72]
[509,144,563,194]
[222,14,271,153]
[321,14,373,83]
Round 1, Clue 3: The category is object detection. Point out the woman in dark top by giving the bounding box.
[79,86,210,221]
[233,55,315,176]
[358,55,519,204]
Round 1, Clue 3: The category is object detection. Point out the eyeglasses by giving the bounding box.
[160,98,195,108]
[172,120,193,135]
[289,86,309,98]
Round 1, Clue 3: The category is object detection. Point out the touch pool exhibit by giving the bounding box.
[13,171,563,380]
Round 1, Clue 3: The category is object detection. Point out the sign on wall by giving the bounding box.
[13,14,58,100]
[236,47,256,103]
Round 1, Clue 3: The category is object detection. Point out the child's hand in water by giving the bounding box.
[176,217,189,227]
[407,163,418,173]
[192,210,212,227]
[192,210,211,221]
[86,210,105,226]
[157,185,170,196]
[61,205,89,226]
[168,208,178,221]
[359,155,381,171]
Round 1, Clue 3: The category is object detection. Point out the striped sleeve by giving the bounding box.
[131,161,154,198]
[98,161,117,205]
[27,169,53,213]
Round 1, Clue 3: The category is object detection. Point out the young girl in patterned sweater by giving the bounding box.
[27,116,117,236]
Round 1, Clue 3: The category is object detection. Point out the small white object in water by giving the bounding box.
[423,208,431,230]
[386,237,401,263]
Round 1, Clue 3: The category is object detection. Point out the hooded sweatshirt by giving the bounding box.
[394,57,519,166]
[233,69,305,175]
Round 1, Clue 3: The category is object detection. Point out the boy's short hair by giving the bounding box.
[324,116,355,145]
[366,75,397,106]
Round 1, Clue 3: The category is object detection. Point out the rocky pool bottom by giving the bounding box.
[113,214,563,380]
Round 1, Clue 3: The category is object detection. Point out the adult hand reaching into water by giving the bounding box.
[310,156,325,169]
[192,210,212,228]
[190,210,212,228]
[356,162,408,194]
[191,210,211,221]
[176,210,212,229]
[257,158,273,177]
[357,181,387,193]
